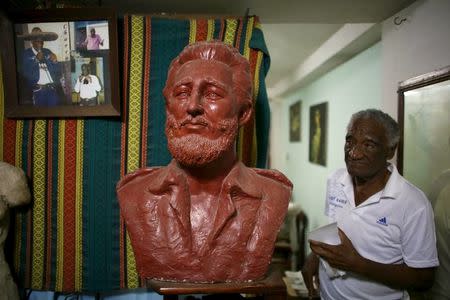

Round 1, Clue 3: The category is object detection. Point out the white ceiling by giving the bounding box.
[262,23,342,94]
[103,0,415,99]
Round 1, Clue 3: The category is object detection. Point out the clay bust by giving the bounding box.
[117,41,292,282]
[0,162,31,299]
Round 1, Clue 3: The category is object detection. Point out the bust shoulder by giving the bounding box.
[229,165,292,203]
[252,168,293,189]
[116,166,163,191]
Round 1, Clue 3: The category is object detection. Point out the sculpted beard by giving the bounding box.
[166,114,238,167]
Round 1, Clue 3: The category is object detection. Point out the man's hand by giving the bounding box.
[49,53,57,62]
[310,229,436,290]
[36,51,57,63]
[79,76,92,83]
[301,252,320,299]
[36,51,44,61]
[309,229,364,273]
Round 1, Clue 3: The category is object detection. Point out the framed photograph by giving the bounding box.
[309,102,327,166]
[0,8,120,118]
[397,65,450,206]
[289,100,301,142]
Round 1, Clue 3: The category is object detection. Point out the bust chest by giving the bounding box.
[190,194,218,251]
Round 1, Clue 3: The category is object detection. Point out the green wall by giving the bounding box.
[272,42,382,231]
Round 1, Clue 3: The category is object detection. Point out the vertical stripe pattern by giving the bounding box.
[0,15,270,293]
[31,120,46,289]
[55,120,65,291]
[75,120,84,291]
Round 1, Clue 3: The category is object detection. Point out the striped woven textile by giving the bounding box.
[0,15,271,292]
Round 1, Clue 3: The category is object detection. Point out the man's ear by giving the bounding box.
[238,100,253,126]
[386,145,397,160]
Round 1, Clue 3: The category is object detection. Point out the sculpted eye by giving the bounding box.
[205,91,221,100]
[176,91,189,98]
[203,84,225,100]
[173,86,190,99]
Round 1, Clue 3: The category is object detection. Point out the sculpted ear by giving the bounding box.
[238,100,253,126]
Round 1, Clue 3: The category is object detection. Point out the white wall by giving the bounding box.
[270,0,450,233]
[270,42,382,231]
[381,0,450,118]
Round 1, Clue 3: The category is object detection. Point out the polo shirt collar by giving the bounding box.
[380,163,402,200]
[338,163,402,207]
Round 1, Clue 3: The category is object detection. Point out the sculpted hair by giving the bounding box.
[348,109,400,148]
[163,41,253,108]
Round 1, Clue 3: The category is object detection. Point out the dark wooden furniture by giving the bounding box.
[273,210,308,271]
[146,264,287,300]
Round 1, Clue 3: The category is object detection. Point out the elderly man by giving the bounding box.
[302,109,439,299]
[117,41,292,282]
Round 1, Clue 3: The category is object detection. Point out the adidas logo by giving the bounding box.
[377,217,388,226]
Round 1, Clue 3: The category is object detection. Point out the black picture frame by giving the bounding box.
[0,8,120,118]
[309,102,327,166]
[289,100,301,142]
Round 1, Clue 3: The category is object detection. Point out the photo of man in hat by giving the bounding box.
[21,27,62,106]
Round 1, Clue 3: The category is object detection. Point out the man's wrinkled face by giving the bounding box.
[344,117,394,180]
[165,59,240,167]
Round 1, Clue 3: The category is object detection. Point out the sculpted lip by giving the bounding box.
[183,124,207,131]
[181,119,209,127]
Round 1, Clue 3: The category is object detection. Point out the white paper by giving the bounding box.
[308,222,340,245]
[308,222,346,278]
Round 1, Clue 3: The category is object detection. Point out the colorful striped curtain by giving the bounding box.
[0,15,271,293]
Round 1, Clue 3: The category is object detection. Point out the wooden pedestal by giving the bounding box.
[146,264,287,300]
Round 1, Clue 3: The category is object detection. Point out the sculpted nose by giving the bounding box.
[186,92,204,117]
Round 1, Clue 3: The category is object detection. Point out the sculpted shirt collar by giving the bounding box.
[145,159,263,239]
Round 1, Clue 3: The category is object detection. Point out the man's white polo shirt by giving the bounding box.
[319,164,439,300]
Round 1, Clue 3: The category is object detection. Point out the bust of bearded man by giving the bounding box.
[117,41,292,283]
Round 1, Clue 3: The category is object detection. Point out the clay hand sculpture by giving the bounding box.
[117,41,292,283]
[0,162,31,299]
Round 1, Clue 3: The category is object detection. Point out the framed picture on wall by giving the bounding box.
[397,65,450,206]
[0,8,120,118]
[289,100,301,142]
[309,102,328,166]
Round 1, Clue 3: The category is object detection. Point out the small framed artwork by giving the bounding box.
[398,65,450,206]
[309,102,328,166]
[0,8,120,118]
[289,100,301,142]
